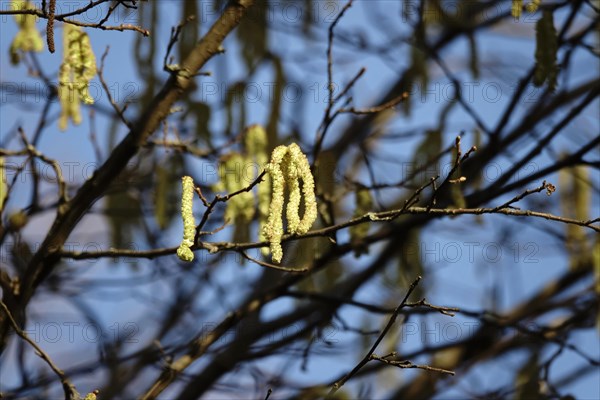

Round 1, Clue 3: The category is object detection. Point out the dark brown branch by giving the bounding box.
[58,198,600,261]
[3,0,255,354]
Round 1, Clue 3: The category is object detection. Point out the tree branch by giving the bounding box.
[1,0,255,354]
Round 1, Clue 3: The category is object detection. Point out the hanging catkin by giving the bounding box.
[262,143,317,263]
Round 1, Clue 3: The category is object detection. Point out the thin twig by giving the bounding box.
[194,170,266,244]
[163,16,197,72]
[0,300,79,400]
[402,175,439,212]
[346,140,454,192]
[2,6,150,35]
[18,128,68,205]
[0,155,30,218]
[62,18,149,35]
[493,180,556,211]
[327,0,353,113]
[241,251,309,273]
[59,200,600,261]
[333,67,366,103]
[431,137,476,206]
[338,92,409,114]
[284,290,459,316]
[98,47,132,128]
[264,388,273,400]
[312,0,354,162]
[327,276,423,397]
[370,353,455,375]
[405,298,457,317]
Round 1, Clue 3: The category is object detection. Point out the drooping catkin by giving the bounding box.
[9,1,43,65]
[245,126,271,254]
[177,176,196,262]
[219,152,255,223]
[263,145,288,263]
[526,0,541,13]
[58,24,97,130]
[262,143,317,263]
[511,0,523,19]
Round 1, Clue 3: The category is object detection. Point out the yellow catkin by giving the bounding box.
[58,24,97,131]
[9,1,43,65]
[283,153,301,234]
[511,0,523,20]
[177,176,196,262]
[245,126,271,254]
[220,152,255,222]
[263,146,288,263]
[262,144,317,263]
[526,0,541,13]
[288,143,317,234]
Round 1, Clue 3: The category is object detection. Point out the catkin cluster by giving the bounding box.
[245,126,271,253]
[58,24,97,131]
[177,176,196,262]
[9,1,43,65]
[220,152,256,223]
[262,143,317,263]
[174,129,316,265]
[212,125,269,228]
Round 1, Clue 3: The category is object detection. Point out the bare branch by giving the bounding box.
[0,300,79,400]
[327,276,424,397]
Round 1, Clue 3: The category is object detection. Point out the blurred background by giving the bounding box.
[1,0,599,398]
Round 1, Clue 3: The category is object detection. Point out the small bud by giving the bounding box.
[8,211,28,231]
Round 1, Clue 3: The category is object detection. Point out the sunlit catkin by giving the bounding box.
[58,24,97,130]
[262,143,317,263]
[263,145,287,263]
[9,1,43,65]
[287,143,317,235]
[177,176,196,262]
